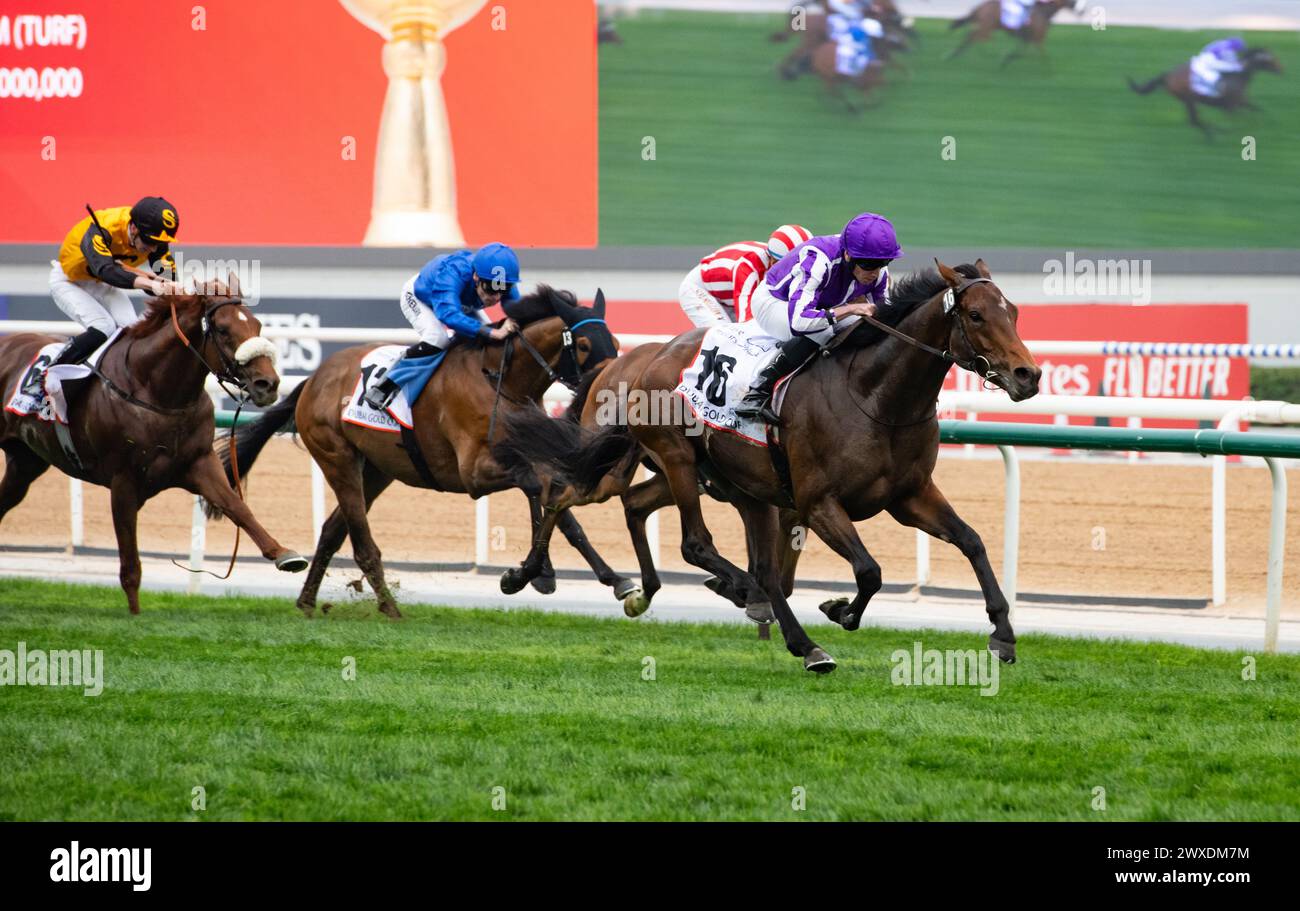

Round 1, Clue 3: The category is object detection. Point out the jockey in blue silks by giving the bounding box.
[735,212,903,425]
[364,242,522,411]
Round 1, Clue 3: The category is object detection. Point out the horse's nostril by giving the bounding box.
[1014,367,1036,384]
[253,378,273,392]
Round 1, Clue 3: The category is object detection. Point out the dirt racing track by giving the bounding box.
[3,437,1296,638]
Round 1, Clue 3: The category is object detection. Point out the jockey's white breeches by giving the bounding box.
[49,261,137,336]
[677,265,734,328]
[398,276,489,350]
[752,284,830,346]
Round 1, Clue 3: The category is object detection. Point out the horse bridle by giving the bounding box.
[484,319,604,443]
[857,277,1000,385]
[174,298,263,404]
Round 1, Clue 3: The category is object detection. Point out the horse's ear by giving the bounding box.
[973,258,993,279]
[227,270,241,299]
[934,258,963,288]
[593,288,606,318]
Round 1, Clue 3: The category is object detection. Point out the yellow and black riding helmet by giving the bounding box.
[129,196,180,245]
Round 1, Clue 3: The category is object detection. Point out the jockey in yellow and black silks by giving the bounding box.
[23,197,185,394]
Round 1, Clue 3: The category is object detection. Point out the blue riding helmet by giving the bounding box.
[471,242,521,286]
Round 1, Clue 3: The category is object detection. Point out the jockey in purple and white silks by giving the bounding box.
[735,212,903,425]
[1189,37,1247,99]
[1000,0,1038,32]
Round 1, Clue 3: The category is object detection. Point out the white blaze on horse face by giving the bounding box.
[237,312,248,322]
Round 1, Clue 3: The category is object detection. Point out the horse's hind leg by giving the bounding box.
[640,430,772,624]
[555,508,639,602]
[803,496,882,633]
[888,481,1015,664]
[0,443,50,526]
[1185,100,1216,139]
[296,463,392,617]
[737,496,834,672]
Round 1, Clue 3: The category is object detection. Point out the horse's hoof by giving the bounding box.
[803,648,837,674]
[530,573,557,595]
[613,578,640,600]
[623,591,650,618]
[276,552,309,573]
[745,602,776,625]
[499,568,529,595]
[818,597,850,625]
[989,636,1017,664]
[705,576,743,608]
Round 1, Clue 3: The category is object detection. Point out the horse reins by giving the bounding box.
[165,298,260,580]
[484,323,590,444]
[847,277,1001,426]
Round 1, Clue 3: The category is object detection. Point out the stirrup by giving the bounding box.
[735,394,782,426]
[363,382,397,411]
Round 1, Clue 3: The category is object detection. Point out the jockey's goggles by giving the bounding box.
[478,278,514,297]
[850,257,893,270]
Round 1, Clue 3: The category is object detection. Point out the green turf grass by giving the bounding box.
[1,578,1297,820]
[599,13,1299,248]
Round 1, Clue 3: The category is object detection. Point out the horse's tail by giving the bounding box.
[1127,73,1164,95]
[950,11,975,30]
[491,404,637,498]
[203,382,304,520]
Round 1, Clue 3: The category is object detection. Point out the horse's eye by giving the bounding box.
[968,310,983,324]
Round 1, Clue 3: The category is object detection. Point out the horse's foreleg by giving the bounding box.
[946,30,978,60]
[803,496,882,632]
[620,473,674,616]
[888,481,1016,664]
[524,493,557,594]
[109,478,142,615]
[0,443,50,526]
[296,464,392,617]
[737,496,833,672]
[186,452,306,572]
[556,509,638,601]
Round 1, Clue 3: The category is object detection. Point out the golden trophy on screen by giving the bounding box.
[340,0,488,246]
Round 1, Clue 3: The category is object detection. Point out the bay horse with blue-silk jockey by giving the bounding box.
[211,286,633,619]
[1128,46,1281,139]
[492,260,1040,673]
[0,275,308,613]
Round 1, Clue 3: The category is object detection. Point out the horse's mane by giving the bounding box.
[124,296,202,339]
[503,285,579,326]
[843,263,981,349]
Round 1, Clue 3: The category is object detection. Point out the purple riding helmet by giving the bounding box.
[841,212,904,261]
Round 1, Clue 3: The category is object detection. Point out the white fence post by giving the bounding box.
[69,478,83,549]
[915,530,930,587]
[1263,457,1287,653]
[310,459,326,546]
[643,465,660,569]
[188,495,206,594]
[475,495,490,565]
[998,445,1021,620]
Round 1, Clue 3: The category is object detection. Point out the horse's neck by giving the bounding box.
[112,315,211,410]
[506,321,563,401]
[845,297,953,421]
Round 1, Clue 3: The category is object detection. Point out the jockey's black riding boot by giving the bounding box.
[734,335,821,426]
[363,341,440,411]
[22,327,106,396]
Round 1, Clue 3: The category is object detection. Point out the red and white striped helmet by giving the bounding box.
[767,224,813,262]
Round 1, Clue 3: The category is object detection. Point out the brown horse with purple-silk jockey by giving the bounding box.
[492,260,1040,673]
[0,275,308,613]
[211,286,633,619]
